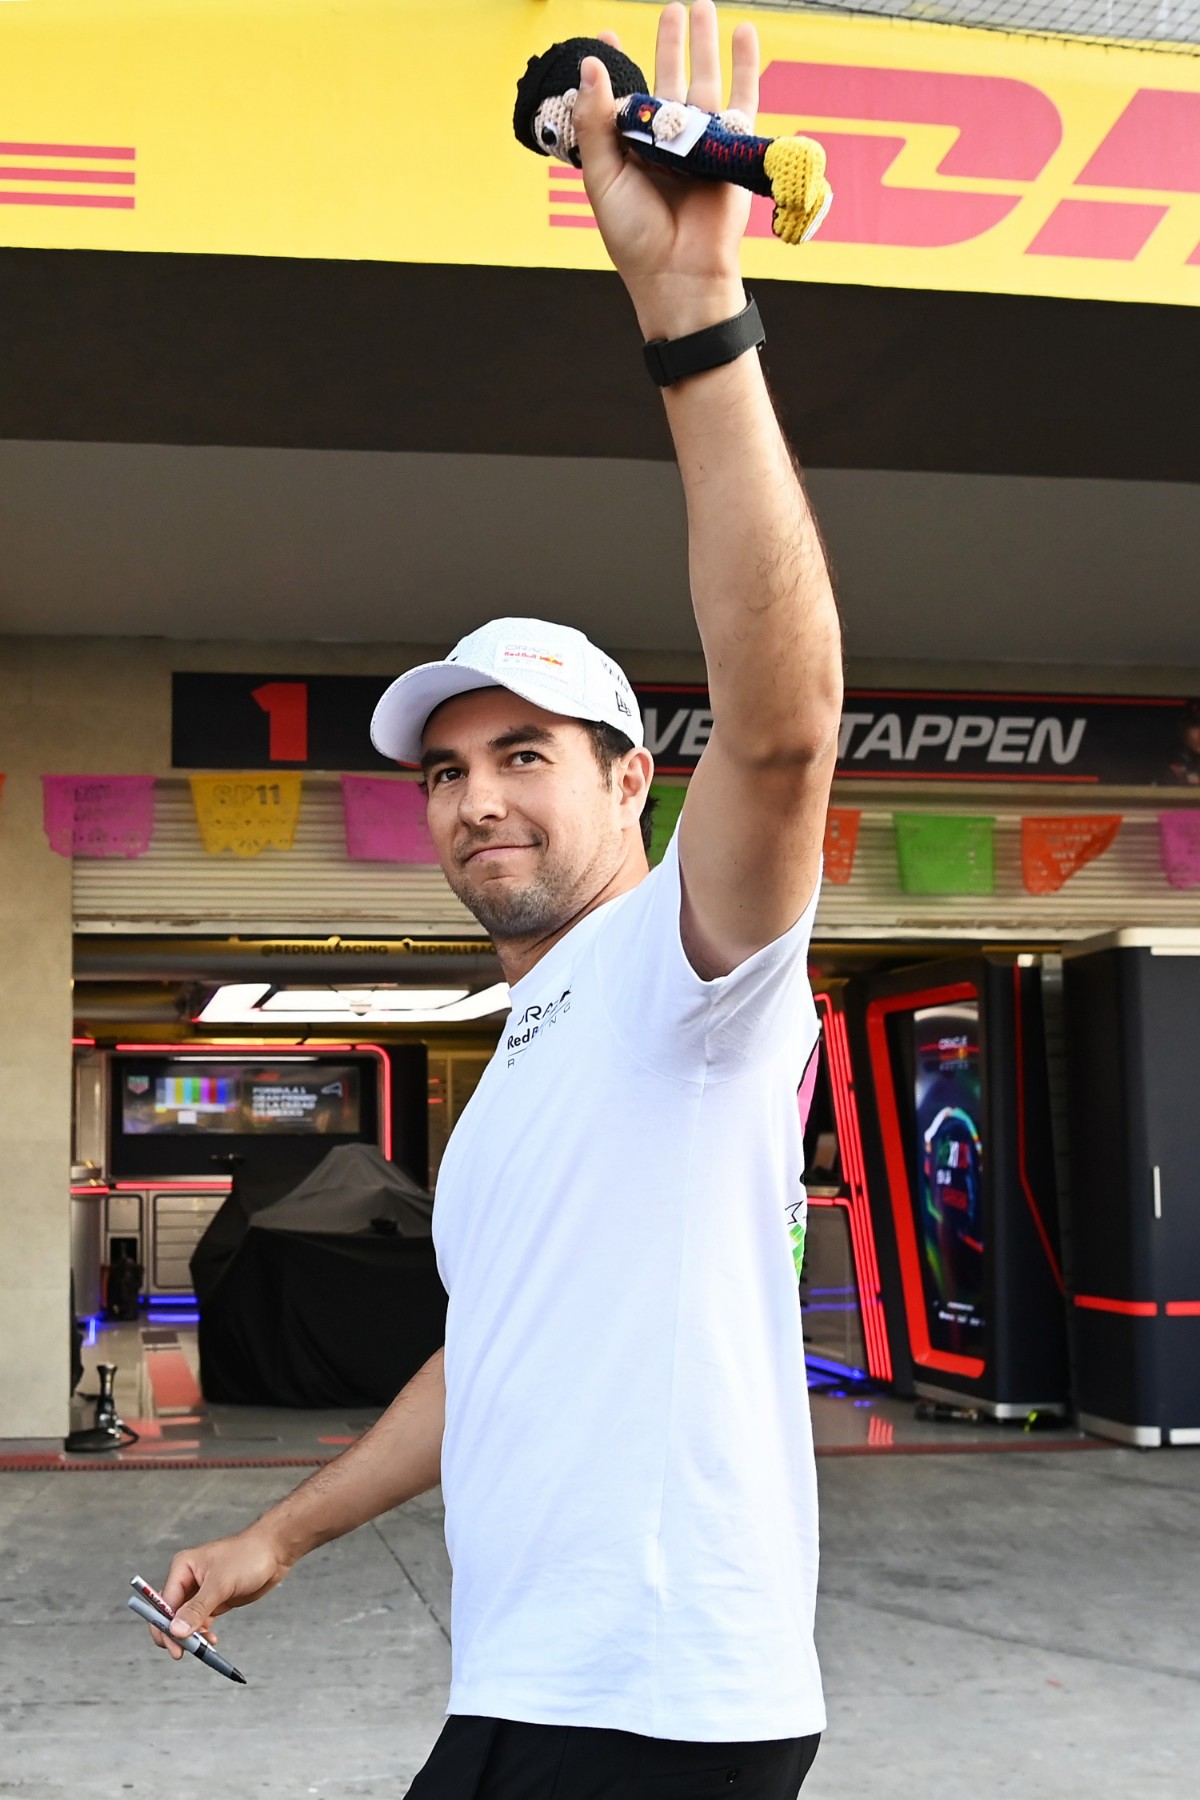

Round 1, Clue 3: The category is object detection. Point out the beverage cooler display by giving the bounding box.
[854,957,1068,1417]
[1062,930,1200,1447]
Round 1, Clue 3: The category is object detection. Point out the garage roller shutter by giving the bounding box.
[814,800,1198,939]
[74,782,1195,939]
[74,781,479,936]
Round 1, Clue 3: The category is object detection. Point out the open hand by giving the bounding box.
[573,2,758,339]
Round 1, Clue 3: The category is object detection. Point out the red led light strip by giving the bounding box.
[1073,1297,1200,1317]
[822,1005,890,1382]
[113,1179,230,1192]
[865,983,987,1381]
[364,1043,392,1163]
[1075,1294,1157,1317]
[812,995,893,1383]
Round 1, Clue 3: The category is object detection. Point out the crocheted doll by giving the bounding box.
[514,37,831,245]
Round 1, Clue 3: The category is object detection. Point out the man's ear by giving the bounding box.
[618,748,655,823]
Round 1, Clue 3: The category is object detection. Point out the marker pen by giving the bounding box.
[127,1592,248,1684]
[130,1574,208,1634]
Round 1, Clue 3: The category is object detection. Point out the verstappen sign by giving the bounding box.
[640,686,1200,785]
[173,673,1200,788]
[3,0,1198,308]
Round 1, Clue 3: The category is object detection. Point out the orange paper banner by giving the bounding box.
[1021,814,1121,894]
[823,808,861,886]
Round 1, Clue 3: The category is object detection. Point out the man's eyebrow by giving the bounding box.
[419,724,558,774]
[419,745,457,774]
[488,725,557,753]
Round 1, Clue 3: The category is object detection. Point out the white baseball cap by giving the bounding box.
[370,617,644,765]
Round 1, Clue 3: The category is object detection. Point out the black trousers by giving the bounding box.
[405,1715,821,1799]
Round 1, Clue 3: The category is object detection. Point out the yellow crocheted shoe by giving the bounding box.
[763,135,832,245]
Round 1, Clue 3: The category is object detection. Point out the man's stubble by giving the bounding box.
[444,822,621,945]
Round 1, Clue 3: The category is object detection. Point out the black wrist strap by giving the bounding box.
[642,294,764,388]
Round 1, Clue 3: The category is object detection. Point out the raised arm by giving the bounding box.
[151,1347,445,1656]
[575,2,843,977]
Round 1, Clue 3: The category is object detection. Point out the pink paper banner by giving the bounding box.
[42,775,155,859]
[341,775,436,863]
[1158,812,1200,889]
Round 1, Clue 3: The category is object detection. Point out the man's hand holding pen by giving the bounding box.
[129,1575,249,1684]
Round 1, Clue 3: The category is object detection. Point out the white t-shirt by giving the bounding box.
[432,833,824,1743]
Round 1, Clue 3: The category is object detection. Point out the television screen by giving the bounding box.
[122,1063,362,1137]
[912,1002,985,1354]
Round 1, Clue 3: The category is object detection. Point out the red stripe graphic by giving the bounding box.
[0,141,134,158]
[0,166,135,183]
[0,192,135,209]
[0,138,137,210]
[549,166,596,231]
[1165,1300,1200,1317]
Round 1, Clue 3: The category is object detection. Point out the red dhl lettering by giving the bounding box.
[749,62,1059,249]
[1077,89,1200,194]
[548,65,1200,268]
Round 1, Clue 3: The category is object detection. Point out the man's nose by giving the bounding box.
[457,771,507,824]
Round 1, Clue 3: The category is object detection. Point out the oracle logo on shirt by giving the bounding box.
[505,988,572,1064]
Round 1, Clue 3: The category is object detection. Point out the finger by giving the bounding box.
[169,1577,222,1641]
[160,1553,201,1615]
[728,21,759,123]
[148,1622,184,1660]
[595,30,622,49]
[686,0,723,115]
[654,3,687,103]
[574,55,625,201]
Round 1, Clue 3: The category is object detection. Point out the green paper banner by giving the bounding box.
[895,814,995,896]
[648,784,687,868]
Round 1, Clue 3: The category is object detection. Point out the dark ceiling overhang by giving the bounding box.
[4,248,1198,483]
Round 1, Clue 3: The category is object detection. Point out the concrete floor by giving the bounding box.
[2,1446,1198,1797]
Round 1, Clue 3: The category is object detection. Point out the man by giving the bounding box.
[151,6,843,1793]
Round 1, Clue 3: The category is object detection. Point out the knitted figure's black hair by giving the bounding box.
[513,38,648,154]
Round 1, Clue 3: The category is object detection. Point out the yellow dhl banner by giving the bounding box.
[3,0,1200,307]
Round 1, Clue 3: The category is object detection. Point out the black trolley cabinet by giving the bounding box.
[1062,929,1200,1447]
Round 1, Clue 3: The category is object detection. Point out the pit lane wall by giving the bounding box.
[2,0,1199,307]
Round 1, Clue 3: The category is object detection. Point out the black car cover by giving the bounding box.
[192,1144,446,1407]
